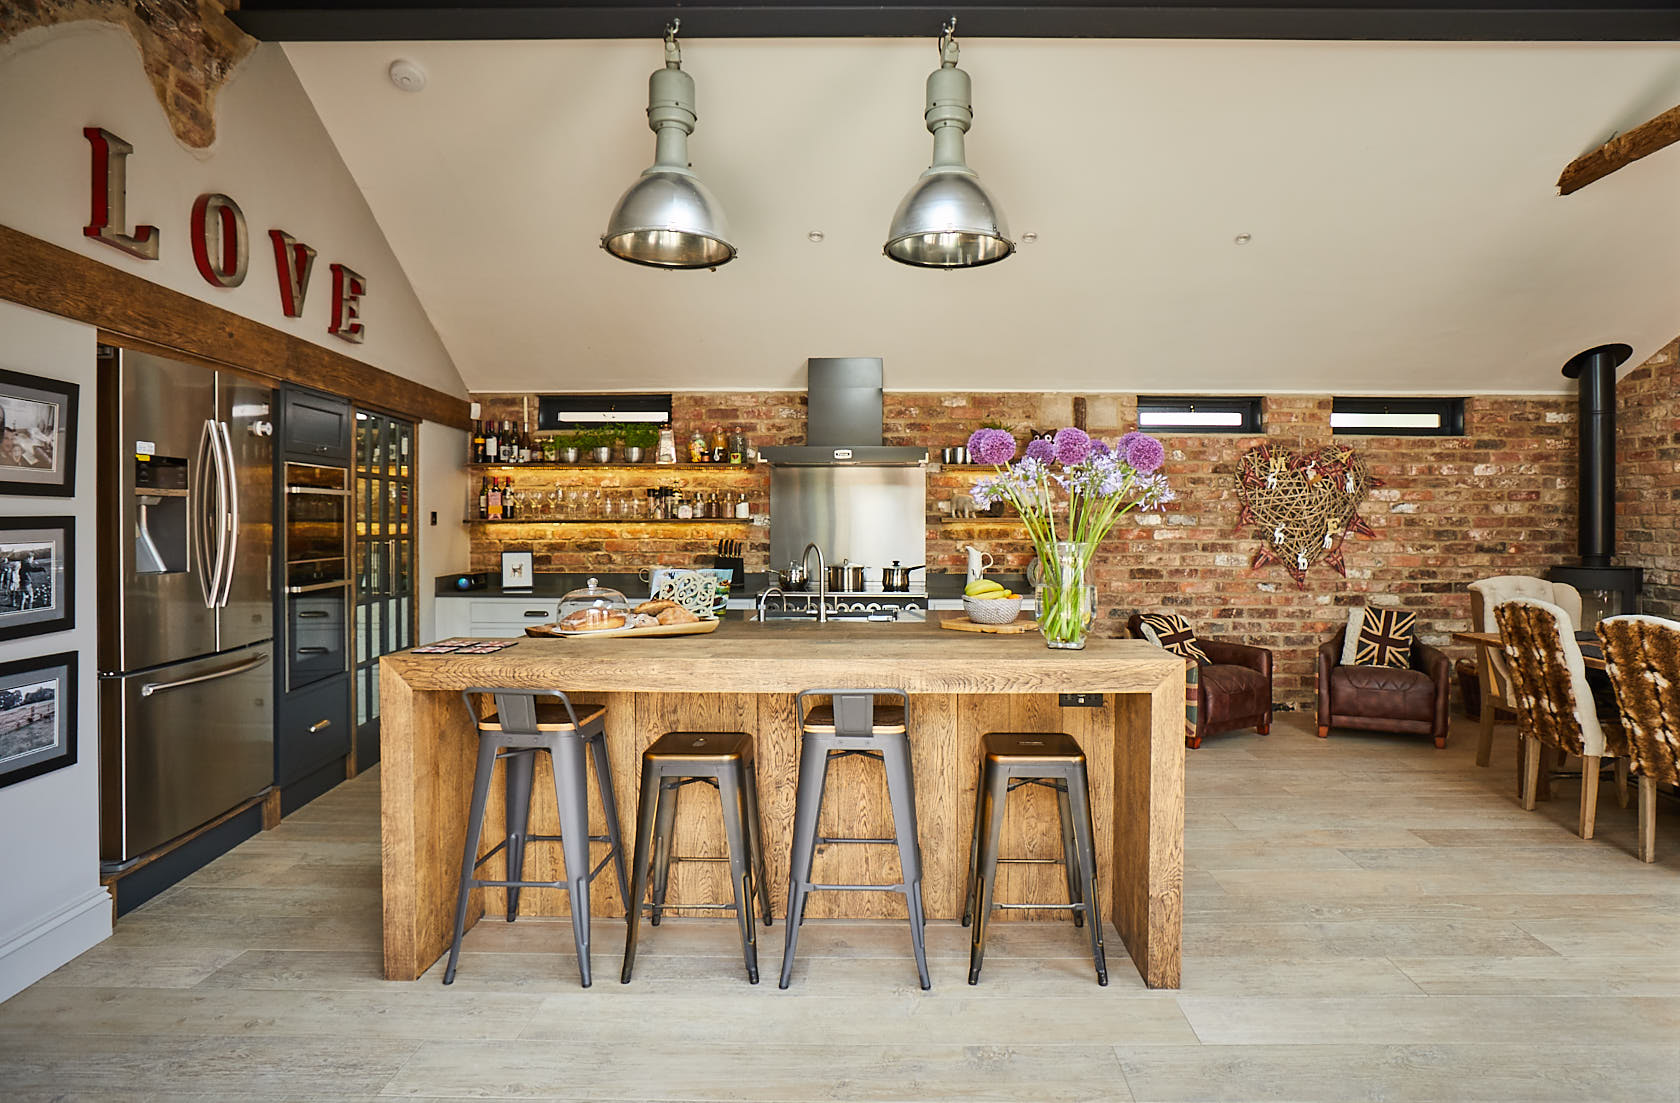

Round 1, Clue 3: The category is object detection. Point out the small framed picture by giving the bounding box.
[0,651,77,792]
[501,550,534,590]
[0,517,73,643]
[0,367,79,496]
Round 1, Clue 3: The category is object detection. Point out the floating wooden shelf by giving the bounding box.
[463,517,755,525]
[465,462,760,472]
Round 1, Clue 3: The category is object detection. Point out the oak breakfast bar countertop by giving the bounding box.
[379,619,1187,987]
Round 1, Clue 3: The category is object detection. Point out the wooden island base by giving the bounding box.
[379,622,1186,987]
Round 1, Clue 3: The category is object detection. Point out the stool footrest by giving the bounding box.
[804,882,907,892]
[670,855,730,863]
[471,877,567,890]
[995,857,1063,865]
[817,835,899,845]
[641,901,739,913]
[992,901,1094,911]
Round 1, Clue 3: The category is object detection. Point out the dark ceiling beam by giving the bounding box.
[230,4,1680,43]
[1558,103,1680,195]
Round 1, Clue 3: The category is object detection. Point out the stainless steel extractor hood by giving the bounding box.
[759,358,928,466]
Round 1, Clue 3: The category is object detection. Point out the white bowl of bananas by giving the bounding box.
[962,578,1022,624]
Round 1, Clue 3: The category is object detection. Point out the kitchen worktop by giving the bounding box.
[379,621,1186,988]
[434,571,1031,600]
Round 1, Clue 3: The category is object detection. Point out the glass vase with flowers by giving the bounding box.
[967,426,1173,649]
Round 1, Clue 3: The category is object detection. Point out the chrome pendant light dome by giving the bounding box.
[884,19,1014,269]
[602,21,736,270]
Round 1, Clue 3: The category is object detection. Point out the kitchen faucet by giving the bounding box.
[802,541,827,623]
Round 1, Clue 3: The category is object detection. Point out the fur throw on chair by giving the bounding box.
[1596,615,1680,787]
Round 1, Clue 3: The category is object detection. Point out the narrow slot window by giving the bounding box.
[1135,396,1262,434]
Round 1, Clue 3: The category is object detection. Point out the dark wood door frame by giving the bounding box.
[0,223,470,431]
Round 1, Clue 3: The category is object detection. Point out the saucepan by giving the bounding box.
[881,561,924,592]
[827,562,867,593]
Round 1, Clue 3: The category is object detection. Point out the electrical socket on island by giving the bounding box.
[1058,693,1104,708]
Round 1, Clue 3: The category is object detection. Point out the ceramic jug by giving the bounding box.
[964,545,994,584]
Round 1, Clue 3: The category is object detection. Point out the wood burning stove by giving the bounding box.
[1548,343,1642,625]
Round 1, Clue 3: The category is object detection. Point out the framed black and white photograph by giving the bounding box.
[501,549,534,591]
[0,517,73,643]
[0,366,79,496]
[0,651,77,792]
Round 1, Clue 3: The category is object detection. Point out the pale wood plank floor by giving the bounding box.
[2,713,1677,1102]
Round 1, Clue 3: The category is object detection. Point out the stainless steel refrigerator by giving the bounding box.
[97,346,276,866]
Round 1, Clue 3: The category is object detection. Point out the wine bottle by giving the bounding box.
[478,475,489,520]
[488,477,503,520]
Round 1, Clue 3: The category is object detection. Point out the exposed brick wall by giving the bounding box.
[468,389,1579,708]
[1617,337,1680,618]
[1,1,253,149]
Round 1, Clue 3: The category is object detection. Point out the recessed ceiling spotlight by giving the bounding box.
[388,59,427,93]
[1233,233,1253,245]
[1019,231,1038,245]
[808,231,825,243]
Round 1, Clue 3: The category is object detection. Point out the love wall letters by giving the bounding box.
[82,127,368,344]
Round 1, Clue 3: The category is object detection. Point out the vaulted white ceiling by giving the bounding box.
[282,37,1680,395]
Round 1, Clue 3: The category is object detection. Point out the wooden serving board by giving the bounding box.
[939,614,1039,634]
[525,618,721,640]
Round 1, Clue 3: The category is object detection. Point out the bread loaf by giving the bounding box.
[656,605,700,626]
[635,599,677,614]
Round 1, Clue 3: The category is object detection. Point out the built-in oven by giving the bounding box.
[284,462,349,690]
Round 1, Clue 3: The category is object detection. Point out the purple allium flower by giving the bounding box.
[1089,439,1112,458]
[1024,437,1055,464]
[967,428,1018,466]
[1053,427,1092,466]
[1124,433,1165,474]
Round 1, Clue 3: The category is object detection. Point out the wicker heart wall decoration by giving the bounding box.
[1235,443,1380,588]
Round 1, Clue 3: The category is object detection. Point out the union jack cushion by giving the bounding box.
[1350,607,1416,669]
[1137,612,1211,665]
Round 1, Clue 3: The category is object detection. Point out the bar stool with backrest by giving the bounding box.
[443,688,630,988]
[620,729,774,984]
[963,730,1107,985]
[780,688,929,990]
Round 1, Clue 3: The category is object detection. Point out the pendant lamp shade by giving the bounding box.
[884,21,1013,269]
[602,23,736,270]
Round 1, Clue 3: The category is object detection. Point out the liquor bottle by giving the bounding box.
[472,421,486,464]
[488,477,503,520]
[478,475,489,520]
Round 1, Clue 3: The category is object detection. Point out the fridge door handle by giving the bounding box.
[193,419,222,609]
[215,420,238,608]
[140,651,269,698]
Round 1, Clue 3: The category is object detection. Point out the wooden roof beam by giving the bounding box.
[1558,103,1680,196]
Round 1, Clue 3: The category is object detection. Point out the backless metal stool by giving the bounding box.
[963,731,1107,986]
[621,730,774,984]
[443,688,630,988]
[780,688,930,990]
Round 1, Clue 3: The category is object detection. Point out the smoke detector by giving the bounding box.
[388,59,427,93]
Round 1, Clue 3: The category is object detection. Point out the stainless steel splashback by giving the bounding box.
[769,466,927,572]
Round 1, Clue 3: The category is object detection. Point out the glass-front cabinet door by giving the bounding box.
[353,411,415,770]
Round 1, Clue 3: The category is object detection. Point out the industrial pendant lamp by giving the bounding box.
[883,18,1014,269]
[601,21,736,269]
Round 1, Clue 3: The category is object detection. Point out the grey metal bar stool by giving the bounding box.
[443,688,630,988]
[621,730,774,984]
[780,688,930,990]
[963,730,1107,986]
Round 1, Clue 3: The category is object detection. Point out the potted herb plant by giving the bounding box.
[619,423,658,463]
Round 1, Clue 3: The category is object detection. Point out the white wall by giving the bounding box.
[416,422,470,643]
[0,301,108,1003]
[0,22,466,398]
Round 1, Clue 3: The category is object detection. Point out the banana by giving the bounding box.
[964,578,1006,597]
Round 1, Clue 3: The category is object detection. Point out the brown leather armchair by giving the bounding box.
[1128,614,1272,749]
[1316,626,1452,748]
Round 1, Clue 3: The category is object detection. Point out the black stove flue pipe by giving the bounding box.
[1561,343,1632,568]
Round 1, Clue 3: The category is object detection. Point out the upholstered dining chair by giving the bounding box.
[1467,576,1583,768]
[1595,615,1680,862]
[1494,597,1629,840]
